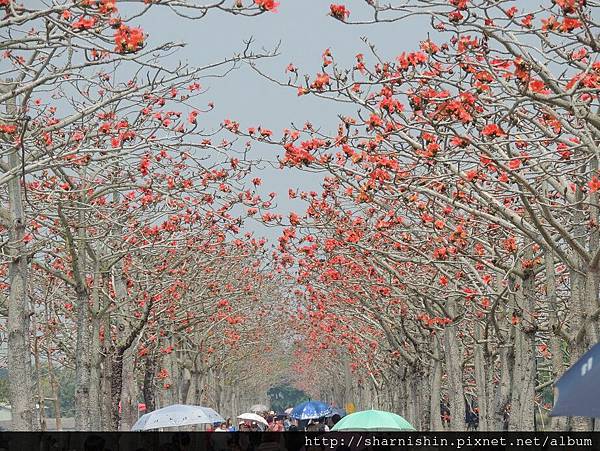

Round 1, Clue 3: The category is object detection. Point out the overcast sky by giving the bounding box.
[132,1,427,241]
[16,0,421,246]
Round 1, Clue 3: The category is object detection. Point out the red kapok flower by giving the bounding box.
[330,4,350,21]
[254,0,279,12]
[114,25,145,54]
[588,176,600,193]
[481,123,506,138]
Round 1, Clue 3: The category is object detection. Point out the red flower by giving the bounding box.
[521,14,533,28]
[529,79,548,93]
[555,0,585,14]
[448,10,464,22]
[481,123,506,138]
[508,159,521,170]
[330,4,350,21]
[139,156,151,176]
[588,176,600,193]
[114,25,145,53]
[289,212,300,226]
[72,16,96,30]
[99,0,117,14]
[311,73,330,91]
[450,136,470,148]
[0,124,17,134]
[542,15,560,32]
[505,6,518,18]
[503,236,518,252]
[367,114,383,129]
[560,17,583,32]
[254,0,279,12]
[449,0,468,10]
[260,128,273,138]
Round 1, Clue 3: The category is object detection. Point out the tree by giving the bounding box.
[1,0,278,431]
[227,0,599,431]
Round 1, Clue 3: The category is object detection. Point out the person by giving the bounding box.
[318,417,329,432]
[502,404,511,431]
[266,415,274,430]
[440,400,451,427]
[270,418,284,432]
[305,419,320,432]
[226,418,235,431]
[331,414,341,426]
[214,422,228,432]
[465,402,479,431]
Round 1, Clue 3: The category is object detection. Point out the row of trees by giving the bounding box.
[0,0,287,430]
[229,0,600,431]
[2,0,599,432]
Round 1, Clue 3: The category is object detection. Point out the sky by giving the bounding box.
[128,1,427,241]
[24,0,429,241]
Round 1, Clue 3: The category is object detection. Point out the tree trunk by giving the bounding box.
[119,347,137,431]
[473,321,490,430]
[430,338,443,431]
[4,81,35,431]
[89,266,103,430]
[508,271,536,431]
[67,202,92,431]
[74,283,92,430]
[444,297,465,431]
[100,314,113,430]
[44,299,61,431]
[143,356,157,412]
[33,331,44,431]
[569,266,598,431]
[110,349,125,430]
[545,250,568,431]
[493,343,513,431]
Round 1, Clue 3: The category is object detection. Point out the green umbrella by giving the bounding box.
[330,409,415,431]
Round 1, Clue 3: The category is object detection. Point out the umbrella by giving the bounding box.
[237,412,269,426]
[289,400,331,420]
[284,407,293,415]
[551,342,600,418]
[202,407,225,424]
[131,404,224,431]
[330,409,415,431]
[249,404,269,413]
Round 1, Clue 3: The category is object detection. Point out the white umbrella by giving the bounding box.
[249,404,269,413]
[202,407,225,423]
[284,407,293,415]
[131,404,224,431]
[238,412,269,427]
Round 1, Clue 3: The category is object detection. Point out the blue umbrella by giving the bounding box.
[551,342,600,418]
[290,400,332,420]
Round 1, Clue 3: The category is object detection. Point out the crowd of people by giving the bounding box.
[209,410,343,432]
